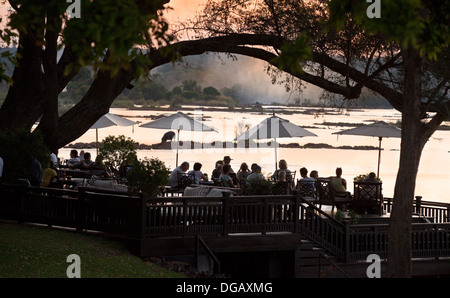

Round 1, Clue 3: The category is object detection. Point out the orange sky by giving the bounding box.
[165,0,207,23]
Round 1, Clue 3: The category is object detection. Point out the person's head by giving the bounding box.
[223,164,231,174]
[215,160,223,168]
[240,162,248,172]
[336,167,343,177]
[254,166,261,173]
[250,163,258,172]
[193,162,202,171]
[300,167,308,177]
[279,159,287,170]
[84,152,91,161]
[48,160,56,169]
[216,164,223,173]
[180,162,189,172]
[70,150,78,158]
[368,172,376,179]
[310,170,318,179]
[223,156,232,164]
[80,150,85,157]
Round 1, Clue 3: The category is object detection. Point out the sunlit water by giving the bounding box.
[59,106,450,204]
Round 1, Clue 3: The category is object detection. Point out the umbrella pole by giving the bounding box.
[274,137,278,171]
[377,137,382,178]
[96,129,99,157]
[176,129,180,167]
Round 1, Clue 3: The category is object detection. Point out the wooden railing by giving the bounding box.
[144,195,297,237]
[1,183,450,262]
[0,184,145,239]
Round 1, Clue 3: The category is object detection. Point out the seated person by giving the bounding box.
[41,161,61,188]
[169,161,189,187]
[272,159,292,182]
[364,172,378,183]
[236,162,251,181]
[211,160,223,179]
[219,164,237,188]
[296,167,316,191]
[188,162,208,184]
[67,150,81,168]
[246,165,265,185]
[80,152,99,170]
[361,171,382,199]
[223,156,234,173]
[310,170,319,180]
[27,152,43,187]
[330,167,350,197]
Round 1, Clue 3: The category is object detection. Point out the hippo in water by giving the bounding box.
[161,131,176,143]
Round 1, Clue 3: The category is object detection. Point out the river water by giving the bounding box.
[59,106,450,204]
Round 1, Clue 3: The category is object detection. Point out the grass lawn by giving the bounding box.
[0,221,187,278]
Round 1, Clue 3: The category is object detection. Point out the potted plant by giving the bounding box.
[126,157,170,198]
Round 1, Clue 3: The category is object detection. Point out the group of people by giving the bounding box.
[295,166,352,198]
[1,149,99,188]
[169,156,268,189]
[168,155,362,200]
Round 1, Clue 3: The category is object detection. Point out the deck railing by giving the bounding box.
[1,183,450,262]
[145,195,298,237]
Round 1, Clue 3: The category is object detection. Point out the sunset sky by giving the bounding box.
[166,0,207,22]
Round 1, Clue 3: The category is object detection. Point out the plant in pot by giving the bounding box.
[126,157,170,198]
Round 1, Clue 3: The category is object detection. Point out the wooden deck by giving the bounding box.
[1,183,450,277]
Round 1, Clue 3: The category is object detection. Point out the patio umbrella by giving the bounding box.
[235,114,317,170]
[333,121,401,178]
[139,111,216,167]
[90,113,137,155]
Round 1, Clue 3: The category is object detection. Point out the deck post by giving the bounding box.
[415,196,422,215]
[138,193,146,239]
[223,197,229,236]
[183,198,188,237]
[344,220,350,262]
[294,194,300,233]
[76,188,85,232]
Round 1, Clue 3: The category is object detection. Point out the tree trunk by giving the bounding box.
[42,64,137,150]
[0,31,44,131]
[39,13,62,150]
[387,47,427,277]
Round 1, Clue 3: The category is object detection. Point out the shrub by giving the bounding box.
[97,135,137,172]
[0,129,50,183]
[246,178,273,195]
[126,158,170,197]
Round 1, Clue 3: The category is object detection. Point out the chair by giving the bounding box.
[272,181,290,195]
[353,181,383,215]
[177,173,194,190]
[315,178,352,213]
[290,170,297,182]
[18,179,31,187]
[295,180,318,203]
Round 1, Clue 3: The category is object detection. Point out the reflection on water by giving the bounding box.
[60,106,450,203]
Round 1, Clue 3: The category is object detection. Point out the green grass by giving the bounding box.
[0,222,186,278]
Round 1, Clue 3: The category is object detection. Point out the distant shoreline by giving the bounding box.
[65,141,380,151]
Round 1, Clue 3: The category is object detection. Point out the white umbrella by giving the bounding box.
[90,113,137,155]
[235,114,317,170]
[333,121,401,178]
[139,111,216,166]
